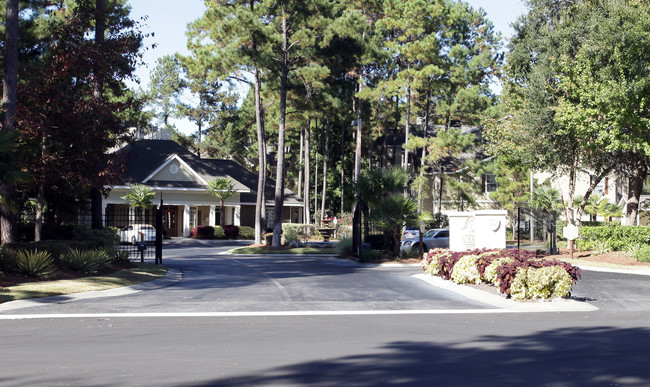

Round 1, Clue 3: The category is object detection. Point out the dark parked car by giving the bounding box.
[400,228,449,252]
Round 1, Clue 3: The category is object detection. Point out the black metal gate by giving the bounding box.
[105,200,163,264]
[516,207,558,254]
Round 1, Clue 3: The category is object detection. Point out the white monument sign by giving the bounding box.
[448,210,507,251]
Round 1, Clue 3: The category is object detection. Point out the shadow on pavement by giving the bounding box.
[182,326,650,386]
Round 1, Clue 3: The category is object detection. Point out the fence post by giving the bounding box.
[155,197,163,265]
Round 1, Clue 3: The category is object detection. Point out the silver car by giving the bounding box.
[118,224,156,245]
[400,228,449,252]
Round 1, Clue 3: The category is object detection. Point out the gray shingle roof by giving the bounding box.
[114,140,302,205]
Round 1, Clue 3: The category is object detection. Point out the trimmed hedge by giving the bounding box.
[420,248,581,301]
[239,226,254,239]
[223,225,239,238]
[577,225,650,252]
[190,226,215,238]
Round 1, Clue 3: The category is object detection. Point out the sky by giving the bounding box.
[125,0,529,134]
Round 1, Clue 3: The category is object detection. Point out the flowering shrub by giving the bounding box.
[420,248,448,276]
[450,254,482,284]
[420,248,581,300]
[483,257,514,286]
[509,266,574,301]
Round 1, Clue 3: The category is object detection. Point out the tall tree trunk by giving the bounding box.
[254,102,267,244]
[626,154,648,226]
[304,119,311,223]
[320,118,330,222]
[354,83,362,183]
[297,126,304,198]
[35,184,45,241]
[90,0,106,230]
[437,172,444,215]
[220,199,226,226]
[1,0,19,244]
[404,81,411,170]
[340,124,345,215]
[272,11,289,247]
[314,120,318,221]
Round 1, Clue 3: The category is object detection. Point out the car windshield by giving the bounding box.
[423,230,437,237]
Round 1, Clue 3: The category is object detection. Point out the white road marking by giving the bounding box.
[0,309,514,320]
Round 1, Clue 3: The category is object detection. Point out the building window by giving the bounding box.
[484,173,498,193]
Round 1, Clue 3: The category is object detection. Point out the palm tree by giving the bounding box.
[207,178,235,226]
[121,184,155,223]
[370,193,421,256]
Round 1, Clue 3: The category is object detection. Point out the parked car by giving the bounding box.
[118,224,156,245]
[402,226,421,240]
[400,228,449,252]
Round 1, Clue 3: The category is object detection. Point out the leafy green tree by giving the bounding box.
[488,158,531,236]
[407,127,475,215]
[488,0,650,227]
[147,54,185,129]
[207,178,236,226]
[187,0,272,244]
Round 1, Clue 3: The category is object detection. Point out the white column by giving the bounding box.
[234,205,241,226]
[209,205,216,226]
[183,205,191,237]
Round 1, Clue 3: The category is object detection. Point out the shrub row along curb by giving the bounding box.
[420,249,581,301]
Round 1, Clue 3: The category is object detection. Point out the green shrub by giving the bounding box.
[337,238,353,256]
[590,240,612,256]
[577,225,650,251]
[214,226,225,238]
[337,225,353,239]
[0,246,18,272]
[15,249,56,278]
[72,225,119,249]
[634,246,650,262]
[113,250,131,264]
[400,247,421,259]
[360,249,383,262]
[239,226,254,239]
[5,240,85,261]
[283,224,305,244]
[61,248,111,273]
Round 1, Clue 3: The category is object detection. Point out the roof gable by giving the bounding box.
[142,154,208,186]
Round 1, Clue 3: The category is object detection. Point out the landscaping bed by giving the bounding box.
[420,248,581,301]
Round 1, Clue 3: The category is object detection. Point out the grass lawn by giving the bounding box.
[0,263,168,304]
[229,246,338,255]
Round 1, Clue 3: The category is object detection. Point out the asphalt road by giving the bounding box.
[1,240,650,386]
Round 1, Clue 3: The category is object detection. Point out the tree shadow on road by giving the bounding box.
[184,326,650,386]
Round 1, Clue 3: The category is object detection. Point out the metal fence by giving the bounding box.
[515,207,558,254]
[106,205,163,264]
